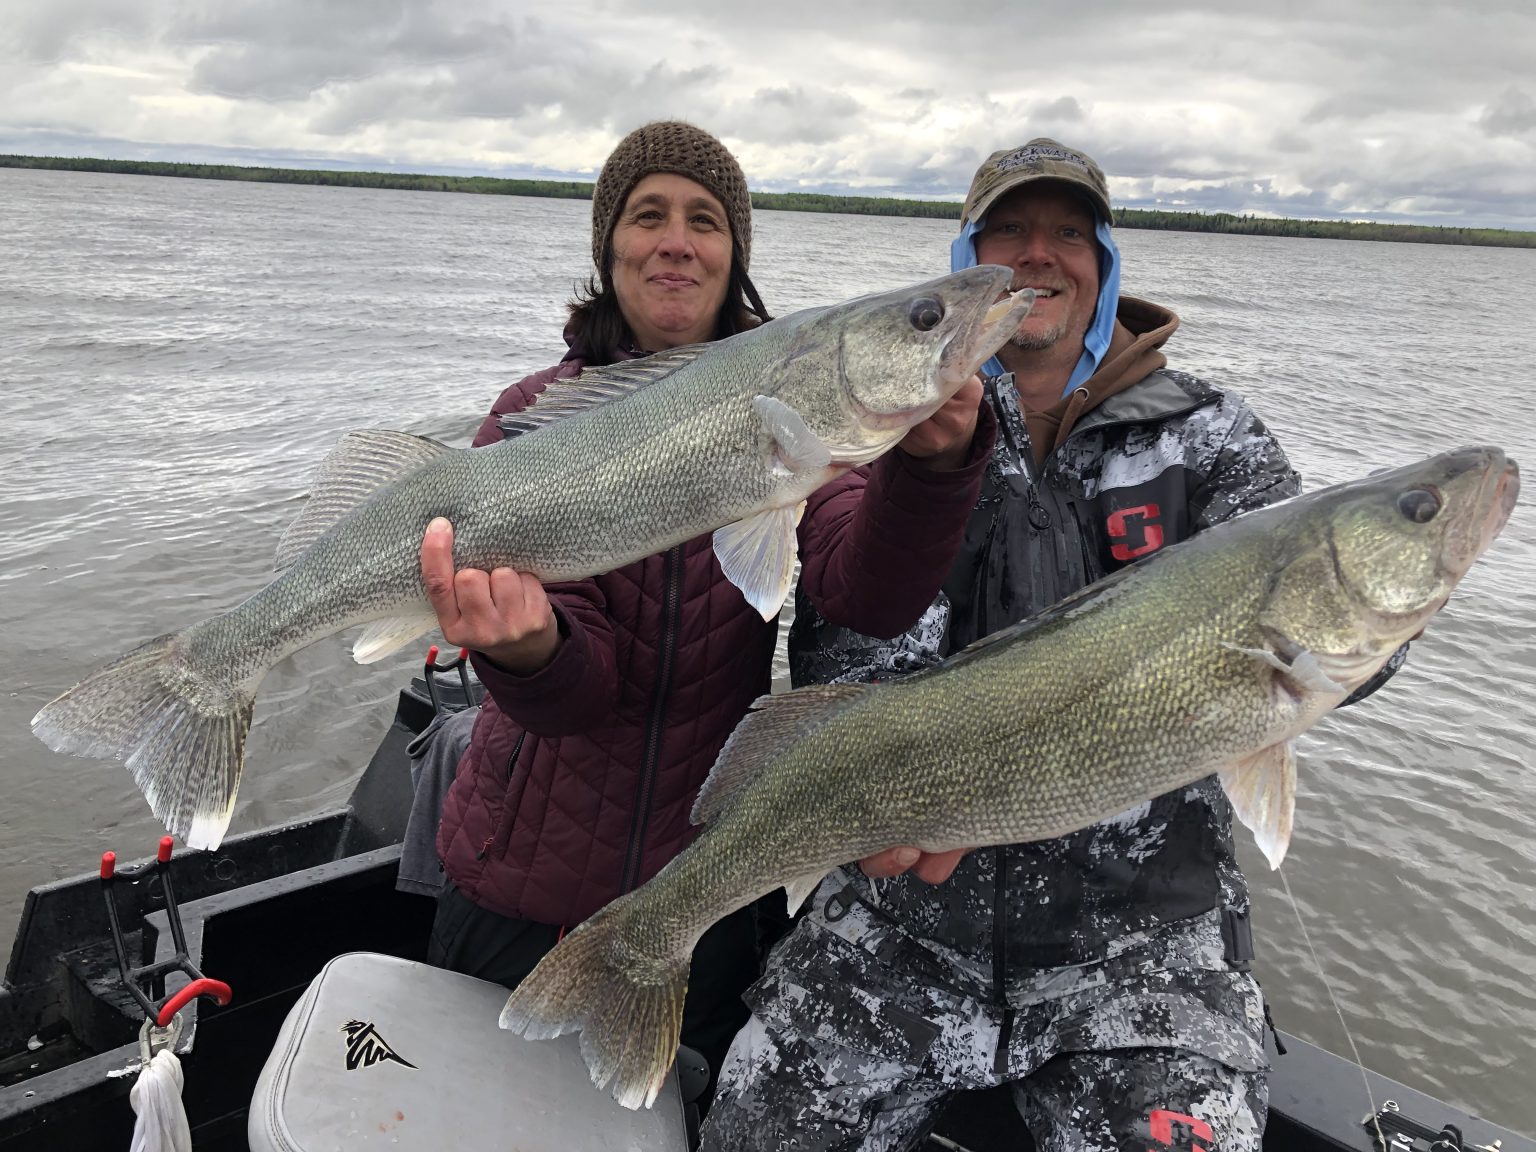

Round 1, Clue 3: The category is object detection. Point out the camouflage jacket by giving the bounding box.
[789,362,1301,984]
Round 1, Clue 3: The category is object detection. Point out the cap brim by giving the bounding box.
[968,174,1111,226]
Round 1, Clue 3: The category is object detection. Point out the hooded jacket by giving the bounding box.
[436,337,997,928]
[789,296,1303,982]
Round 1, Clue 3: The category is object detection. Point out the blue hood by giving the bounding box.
[950,213,1122,397]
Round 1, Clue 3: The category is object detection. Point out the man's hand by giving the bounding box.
[420,517,561,674]
[897,374,984,470]
[858,846,971,885]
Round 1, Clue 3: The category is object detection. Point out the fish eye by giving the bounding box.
[909,298,944,332]
[1397,488,1441,523]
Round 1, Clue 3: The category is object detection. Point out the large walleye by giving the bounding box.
[32,267,1035,851]
[500,445,1518,1109]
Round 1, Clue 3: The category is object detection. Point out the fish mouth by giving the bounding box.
[977,289,1037,354]
[942,275,1036,382]
[1477,457,1519,561]
[1492,459,1519,531]
[1443,447,1517,574]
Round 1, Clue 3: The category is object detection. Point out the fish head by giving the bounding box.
[1260,445,1518,689]
[774,265,1034,464]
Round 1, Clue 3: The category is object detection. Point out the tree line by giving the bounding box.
[5,154,1532,250]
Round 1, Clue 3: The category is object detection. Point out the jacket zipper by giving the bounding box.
[620,546,682,893]
[477,732,526,860]
[990,374,1052,530]
[991,845,1014,1075]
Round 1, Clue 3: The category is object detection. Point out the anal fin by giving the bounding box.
[353,611,439,664]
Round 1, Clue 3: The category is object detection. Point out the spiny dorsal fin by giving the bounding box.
[276,430,454,571]
[498,345,712,435]
[901,564,1144,684]
[690,684,868,826]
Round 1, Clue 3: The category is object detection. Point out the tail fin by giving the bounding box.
[31,632,255,850]
[499,898,689,1110]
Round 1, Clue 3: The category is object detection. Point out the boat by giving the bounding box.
[1,664,1528,1152]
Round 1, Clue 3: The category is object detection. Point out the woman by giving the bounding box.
[422,120,998,1104]
[423,122,779,1100]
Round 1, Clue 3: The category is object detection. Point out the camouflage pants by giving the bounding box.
[701,870,1268,1152]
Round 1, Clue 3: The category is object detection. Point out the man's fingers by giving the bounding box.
[911,848,969,885]
[859,846,920,879]
[858,846,969,883]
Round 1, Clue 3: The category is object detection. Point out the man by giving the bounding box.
[702,138,1403,1151]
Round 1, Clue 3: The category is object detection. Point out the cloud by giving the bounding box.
[2,0,1535,229]
[1480,87,1536,138]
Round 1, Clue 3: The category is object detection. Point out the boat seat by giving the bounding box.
[248,951,689,1151]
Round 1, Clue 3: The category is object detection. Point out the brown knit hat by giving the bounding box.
[590,121,753,278]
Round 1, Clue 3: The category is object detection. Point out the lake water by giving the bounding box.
[2,167,1533,1132]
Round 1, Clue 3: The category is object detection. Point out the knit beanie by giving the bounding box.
[590,121,753,278]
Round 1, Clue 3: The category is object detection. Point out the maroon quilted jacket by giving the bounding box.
[436,340,996,927]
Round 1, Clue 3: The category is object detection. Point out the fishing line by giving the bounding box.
[1277,864,1386,1150]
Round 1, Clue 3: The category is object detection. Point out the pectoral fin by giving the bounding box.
[1223,642,1345,694]
[753,395,832,474]
[713,502,803,621]
[1218,742,1296,869]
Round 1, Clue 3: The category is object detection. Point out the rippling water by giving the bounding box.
[2,167,1532,1131]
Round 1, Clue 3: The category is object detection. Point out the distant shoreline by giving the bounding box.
[6,153,1533,250]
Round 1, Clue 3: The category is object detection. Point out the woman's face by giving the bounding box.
[610,172,734,352]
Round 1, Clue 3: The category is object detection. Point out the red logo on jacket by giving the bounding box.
[1107,503,1165,561]
[1147,1109,1213,1150]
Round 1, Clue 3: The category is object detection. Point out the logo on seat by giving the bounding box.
[342,1019,417,1070]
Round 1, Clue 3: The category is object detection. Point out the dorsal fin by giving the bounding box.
[690,683,869,826]
[498,345,712,435]
[275,430,455,571]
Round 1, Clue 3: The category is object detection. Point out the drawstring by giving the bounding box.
[1262,998,1288,1056]
[1053,387,1094,456]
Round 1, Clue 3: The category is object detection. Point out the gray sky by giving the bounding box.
[4,0,1534,230]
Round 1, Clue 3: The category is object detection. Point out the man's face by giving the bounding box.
[974,183,1101,357]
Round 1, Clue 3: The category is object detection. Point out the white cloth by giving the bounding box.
[129,1049,193,1152]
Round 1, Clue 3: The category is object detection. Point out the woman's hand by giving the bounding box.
[897,374,983,470]
[420,517,561,673]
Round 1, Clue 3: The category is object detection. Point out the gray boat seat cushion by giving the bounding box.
[248,951,687,1151]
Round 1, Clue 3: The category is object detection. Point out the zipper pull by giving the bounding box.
[1026,483,1052,530]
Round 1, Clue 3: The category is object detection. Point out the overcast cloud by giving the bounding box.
[3,0,1534,229]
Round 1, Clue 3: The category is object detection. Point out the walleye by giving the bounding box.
[500,446,1518,1110]
[32,267,1035,851]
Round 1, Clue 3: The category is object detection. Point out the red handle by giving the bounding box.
[426,644,439,665]
[457,647,468,660]
[100,852,116,880]
[157,837,173,864]
[156,978,233,1028]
